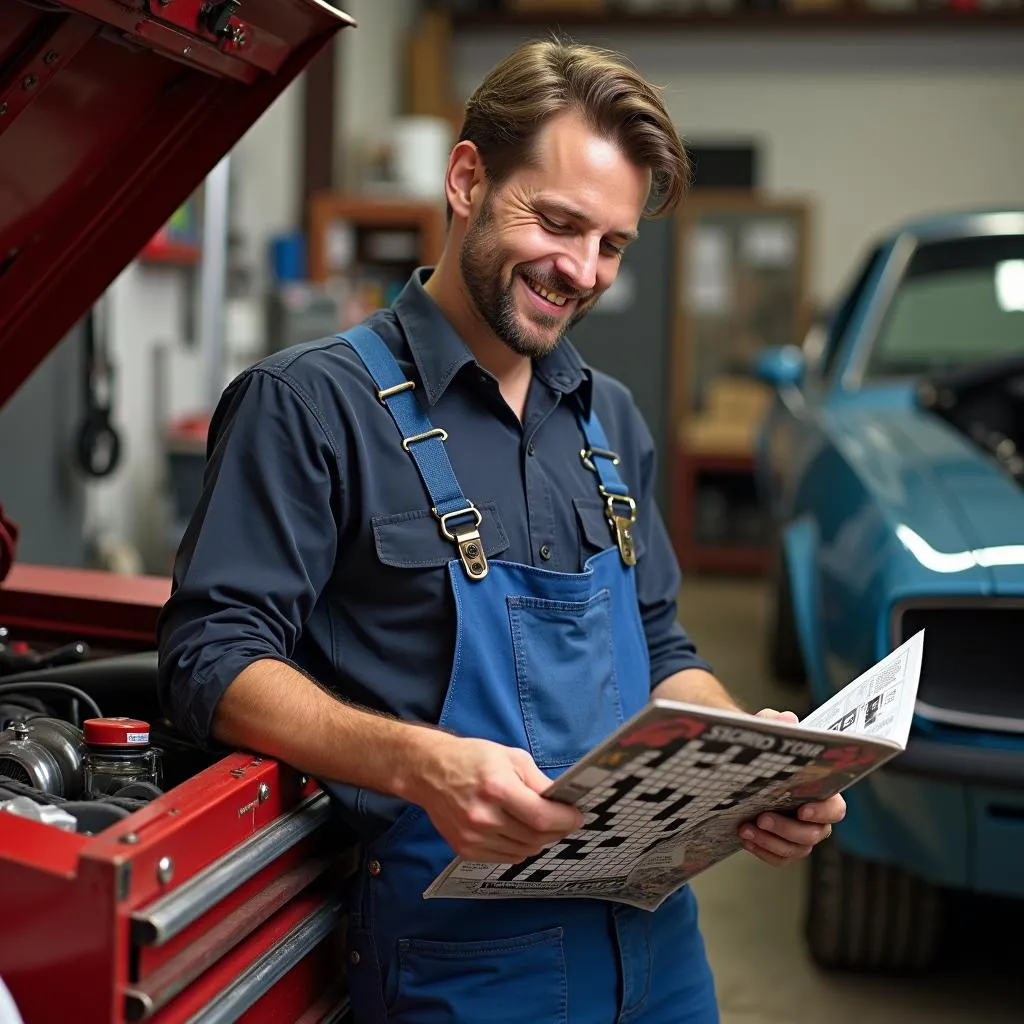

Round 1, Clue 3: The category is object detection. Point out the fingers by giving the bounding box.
[441,747,583,864]
[738,811,833,863]
[796,794,847,825]
[742,843,790,868]
[511,749,557,795]
[454,816,570,864]
[445,800,555,863]
[504,751,585,835]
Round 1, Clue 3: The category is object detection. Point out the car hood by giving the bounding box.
[0,0,354,410]
[828,404,1024,592]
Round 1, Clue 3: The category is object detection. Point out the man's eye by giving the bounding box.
[540,215,569,233]
[602,242,625,258]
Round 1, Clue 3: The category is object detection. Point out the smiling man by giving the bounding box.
[158,38,844,1024]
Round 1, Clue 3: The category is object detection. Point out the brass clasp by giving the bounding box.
[600,488,638,567]
[435,504,489,580]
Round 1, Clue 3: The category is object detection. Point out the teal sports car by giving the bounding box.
[754,209,1024,972]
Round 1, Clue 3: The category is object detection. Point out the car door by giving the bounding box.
[779,246,887,522]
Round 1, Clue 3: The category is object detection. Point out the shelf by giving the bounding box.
[451,8,1024,32]
[678,545,771,575]
[306,193,446,283]
[671,448,769,576]
[138,239,202,265]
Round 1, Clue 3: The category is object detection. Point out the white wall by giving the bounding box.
[337,0,419,188]
[453,29,1024,302]
[231,79,305,294]
[223,0,420,286]
[85,263,204,573]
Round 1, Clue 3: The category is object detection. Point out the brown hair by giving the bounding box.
[454,38,690,219]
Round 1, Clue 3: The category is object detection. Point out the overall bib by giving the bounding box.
[337,326,719,1024]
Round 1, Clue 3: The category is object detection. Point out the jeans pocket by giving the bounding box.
[389,927,568,1023]
[508,588,623,770]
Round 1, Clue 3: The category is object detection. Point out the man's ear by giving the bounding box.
[445,140,486,222]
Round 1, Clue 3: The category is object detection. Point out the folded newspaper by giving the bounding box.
[424,630,925,911]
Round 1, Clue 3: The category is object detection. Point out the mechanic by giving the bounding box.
[158,39,844,1024]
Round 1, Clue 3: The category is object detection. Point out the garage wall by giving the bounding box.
[452,29,1024,302]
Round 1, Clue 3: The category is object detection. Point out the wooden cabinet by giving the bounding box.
[668,193,812,573]
[307,194,446,325]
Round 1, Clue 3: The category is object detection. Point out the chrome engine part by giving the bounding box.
[0,795,77,832]
[0,717,84,798]
[0,668,167,833]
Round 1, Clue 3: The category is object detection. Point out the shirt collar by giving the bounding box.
[392,268,594,417]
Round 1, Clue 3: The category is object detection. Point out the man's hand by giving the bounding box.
[407,733,584,864]
[736,708,847,867]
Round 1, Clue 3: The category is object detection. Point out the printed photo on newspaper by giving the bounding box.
[424,631,925,911]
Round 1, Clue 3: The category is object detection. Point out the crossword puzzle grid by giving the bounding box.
[491,738,812,887]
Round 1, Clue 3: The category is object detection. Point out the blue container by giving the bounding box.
[269,232,307,284]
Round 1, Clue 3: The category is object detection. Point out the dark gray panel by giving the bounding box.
[0,324,87,567]
[568,216,675,512]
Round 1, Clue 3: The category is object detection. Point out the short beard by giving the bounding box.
[459,197,592,359]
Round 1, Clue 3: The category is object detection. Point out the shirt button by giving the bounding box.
[527,443,536,456]
[368,859,382,877]
[539,544,552,560]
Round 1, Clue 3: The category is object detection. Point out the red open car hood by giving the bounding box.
[0,0,353,410]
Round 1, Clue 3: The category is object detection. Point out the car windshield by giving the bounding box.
[864,233,1024,378]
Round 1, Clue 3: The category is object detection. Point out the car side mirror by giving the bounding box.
[755,345,806,389]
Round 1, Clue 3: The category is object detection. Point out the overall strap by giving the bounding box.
[576,404,638,567]
[340,325,489,581]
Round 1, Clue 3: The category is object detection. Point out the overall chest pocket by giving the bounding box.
[508,588,624,771]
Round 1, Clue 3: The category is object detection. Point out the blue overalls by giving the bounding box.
[335,326,719,1024]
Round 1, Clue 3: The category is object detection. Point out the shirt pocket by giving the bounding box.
[372,501,510,569]
[573,497,647,572]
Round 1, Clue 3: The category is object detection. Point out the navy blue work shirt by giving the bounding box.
[157,268,712,830]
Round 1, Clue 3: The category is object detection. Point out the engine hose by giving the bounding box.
[0,779,154,815]
[0,682,102,721]
[61,801,131,833]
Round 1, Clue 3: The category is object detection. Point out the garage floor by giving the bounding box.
[677,576,1024,1024]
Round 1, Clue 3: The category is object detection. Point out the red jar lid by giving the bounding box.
[83,717,150,747]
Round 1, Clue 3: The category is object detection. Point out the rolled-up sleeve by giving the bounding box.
[631,414,714,688]
[157,369,342,746]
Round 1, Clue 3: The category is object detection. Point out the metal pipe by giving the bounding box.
[198,154,231,410]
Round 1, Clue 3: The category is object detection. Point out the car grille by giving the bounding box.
[895,604,1024,733]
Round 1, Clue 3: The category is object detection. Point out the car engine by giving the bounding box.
[918,351,1024,486]
[0,633,213,835]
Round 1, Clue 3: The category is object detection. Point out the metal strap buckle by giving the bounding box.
[378,381,415,403]
[435,504,483,540]
[434,504,488,581]
[401,427,448,453]
[599,487,637,525]
[599,487,638,566]
[580,447,621,473]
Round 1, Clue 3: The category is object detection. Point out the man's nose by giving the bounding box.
[554,237,600,293]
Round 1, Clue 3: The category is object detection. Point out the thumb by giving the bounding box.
[505,749,584,831]
[756,708,799,724]
[509,747,555,796]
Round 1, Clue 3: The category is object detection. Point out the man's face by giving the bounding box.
[459,110,649,359]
